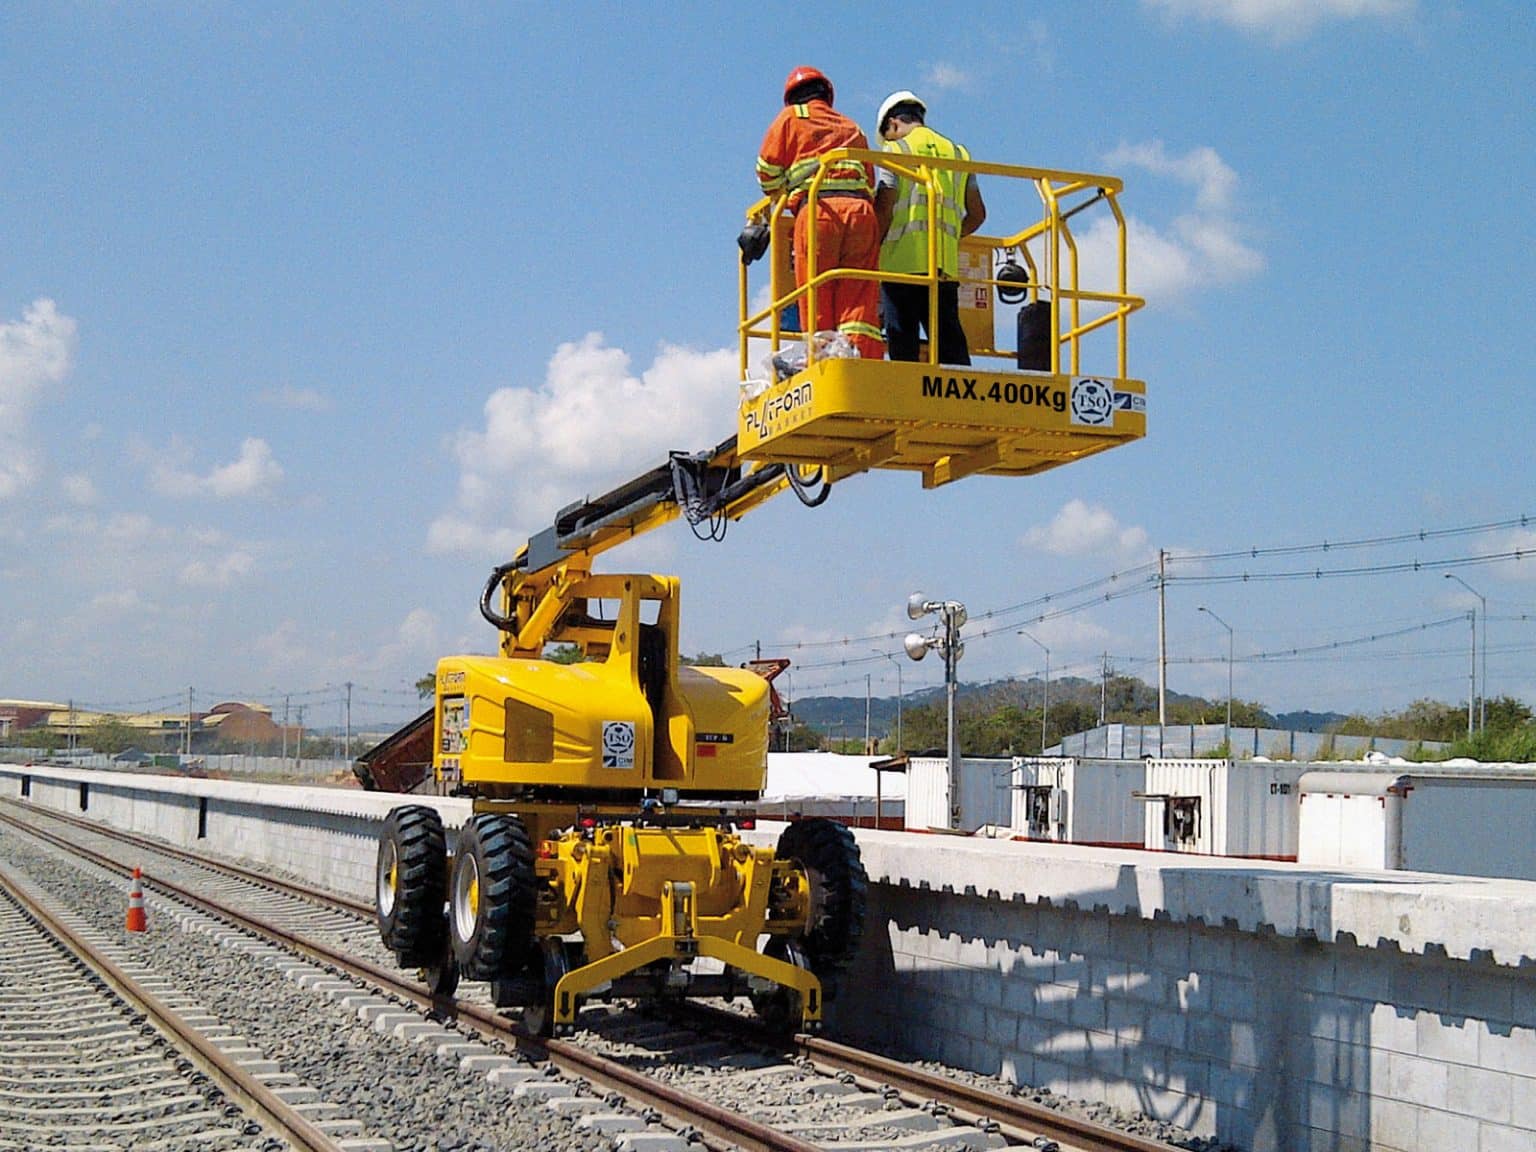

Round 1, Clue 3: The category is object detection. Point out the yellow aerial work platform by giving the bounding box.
[737,151,1146,489]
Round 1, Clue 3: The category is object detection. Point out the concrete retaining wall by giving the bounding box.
[834,833,1536,1152]
[5,765,1532,1152]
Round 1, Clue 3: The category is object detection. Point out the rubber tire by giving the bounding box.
[775,817,868,996]
[449,813,537,982]
[376,805,448,967]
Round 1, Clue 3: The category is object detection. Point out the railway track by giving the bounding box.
[0,858,362,1152]
[0,797,1193,1152]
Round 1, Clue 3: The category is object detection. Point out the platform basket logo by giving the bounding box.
[602,720,636,769]
[1070,378,1114,426]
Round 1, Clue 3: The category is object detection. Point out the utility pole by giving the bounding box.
[864,673,871,753]
[1100,652,1109,725]
[1019,630,1049,755]
[344,681,353,762]
[282,695,290,762]
[1157,549,1167,727]
[295,705,305,772]
[874,650,904,754]
[184,687,193,757]
[1463,609,1475,737]
[1444,574,1487,731]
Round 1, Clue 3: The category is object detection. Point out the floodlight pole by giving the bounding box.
[906,593,967,829]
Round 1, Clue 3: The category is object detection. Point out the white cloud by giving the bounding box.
[1142,0,1412,42]
[1081,140,1264,303]
[0,298,77,499]
[923,63,973,91]
[1488,528,1536,583]
[263,385,329,412]
[150,436,284,499]
[179,549,255,588]
[1022,499,1152,560]
[429,334,739,557]
[60,474,96,505]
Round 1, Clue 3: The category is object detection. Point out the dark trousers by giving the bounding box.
[881,280,971,366]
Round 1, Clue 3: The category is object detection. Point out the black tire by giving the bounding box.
[449,813,537,982]
[376,805,448,967]
[776,817,868,994]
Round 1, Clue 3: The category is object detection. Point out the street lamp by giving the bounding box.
[1444,573,1487,731]
[873,650,903,753]
[1018,629,1049,755]
[1198,606,1234,757]
[906,591,967,829]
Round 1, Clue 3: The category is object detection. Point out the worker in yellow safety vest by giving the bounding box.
[873,91,986,365]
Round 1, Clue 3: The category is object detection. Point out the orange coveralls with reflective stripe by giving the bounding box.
[755,100,885,359]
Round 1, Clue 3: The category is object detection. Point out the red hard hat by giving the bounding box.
[783,65,833,105]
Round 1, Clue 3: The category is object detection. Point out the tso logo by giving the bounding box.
[602,720,636,769]
[1070,378,1114,426]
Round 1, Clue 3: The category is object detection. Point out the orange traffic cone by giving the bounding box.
[125,867,147,933]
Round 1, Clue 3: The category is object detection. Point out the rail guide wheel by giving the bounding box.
[448,813,538,982]
[749,937,812,1034]
[520,938,575,1038]
[375,805,448,968]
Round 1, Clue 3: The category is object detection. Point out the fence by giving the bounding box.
[1051,724,1448,760]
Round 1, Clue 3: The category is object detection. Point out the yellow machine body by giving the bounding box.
[374,148,1147,1034]
[528,823,818,1026]
[434,572,770,800]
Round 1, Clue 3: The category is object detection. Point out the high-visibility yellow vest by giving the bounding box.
[879,125,969,276]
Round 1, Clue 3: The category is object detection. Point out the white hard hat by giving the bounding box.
[877,90,926,133]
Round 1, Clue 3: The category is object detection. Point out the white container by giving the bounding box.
[1141,759,1307,859]
[905,756,1015,832]
[1298,766,1536,880]
[1010,757,1146,847]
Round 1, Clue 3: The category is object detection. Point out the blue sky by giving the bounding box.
[3,1,1534,732]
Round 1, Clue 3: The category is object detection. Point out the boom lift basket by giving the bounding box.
[738,151,1146,488]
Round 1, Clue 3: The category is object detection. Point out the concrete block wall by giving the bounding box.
[831,838,1536,1152]
[3,765,468,903]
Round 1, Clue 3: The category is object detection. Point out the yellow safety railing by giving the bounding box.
[739,148,1144,381]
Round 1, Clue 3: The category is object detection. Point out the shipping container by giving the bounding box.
[905,756,1015,832]
[1298,765,1536,880]
[1010,757,1146,847]
[1141,759,1307,859]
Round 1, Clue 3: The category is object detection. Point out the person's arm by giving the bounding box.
[755,111,789,197]
[961,176,986,236]
[873,166,897,238]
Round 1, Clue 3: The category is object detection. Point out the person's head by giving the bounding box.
[783,65,834,107]
[877,90,927,141]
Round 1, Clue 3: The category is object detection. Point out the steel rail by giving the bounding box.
[680,1003,1182,1152]
[0,858,351,1152]
[797,1032,1183,1152]
[6,800,1186,1152]
[0,805,821,1152]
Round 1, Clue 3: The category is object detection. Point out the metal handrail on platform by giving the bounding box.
[739,149,1144,380]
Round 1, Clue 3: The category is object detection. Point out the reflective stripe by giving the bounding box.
[879,127,968,275]
[839,319,884,340]
[793,103,810,119]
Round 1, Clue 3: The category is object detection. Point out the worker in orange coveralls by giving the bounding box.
[755,66,885,359]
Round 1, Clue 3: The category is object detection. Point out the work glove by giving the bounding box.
[737,223,771,266]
